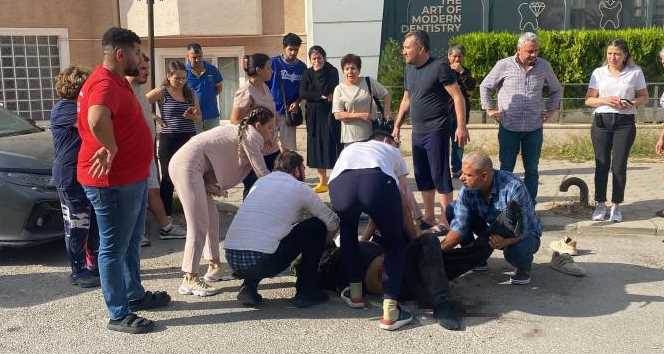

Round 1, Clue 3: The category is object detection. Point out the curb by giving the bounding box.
[564,219,664,236]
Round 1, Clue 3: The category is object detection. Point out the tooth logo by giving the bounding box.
[599,0,622,29]
[518,1,546,31]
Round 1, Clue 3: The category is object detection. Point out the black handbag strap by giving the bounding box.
[364,76,384,115]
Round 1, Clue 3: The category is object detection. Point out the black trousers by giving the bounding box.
[158,132,195,215]
[329,168,406,300]
[233,218,327,295]
[591,113,636,203]
[242,151,279,199]
[401,234,492,307]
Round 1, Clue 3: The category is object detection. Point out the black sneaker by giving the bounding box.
[434,301,462,331]
[290,291,329,308]
[510,269,531,285]
[71,270,100,288]
[237,283,263,307]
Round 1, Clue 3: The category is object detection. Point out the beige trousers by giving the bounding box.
[169,157,220,274]
[277,113,297,151]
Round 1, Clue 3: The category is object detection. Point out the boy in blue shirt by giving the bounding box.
[267,33,306,150]
[185,43,224,131]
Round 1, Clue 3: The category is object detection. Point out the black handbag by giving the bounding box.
[279,77,304,127]
[365,77,389,133]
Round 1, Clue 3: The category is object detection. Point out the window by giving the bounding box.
[0,30,67,121]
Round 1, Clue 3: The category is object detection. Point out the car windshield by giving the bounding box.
[0,106,41,137]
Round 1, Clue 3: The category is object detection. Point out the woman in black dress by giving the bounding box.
[300,46,341,193]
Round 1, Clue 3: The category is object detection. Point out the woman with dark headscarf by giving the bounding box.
[299,46,341,193]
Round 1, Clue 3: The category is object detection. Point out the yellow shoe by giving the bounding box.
[313,183,328,193]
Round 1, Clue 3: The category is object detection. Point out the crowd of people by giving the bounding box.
[48,26,664,334]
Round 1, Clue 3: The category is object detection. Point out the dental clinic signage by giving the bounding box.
[381,0,650,56]
[382,0,482,57]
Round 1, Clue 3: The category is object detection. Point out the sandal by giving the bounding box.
[129,290,171,312]
[107,313,155,334]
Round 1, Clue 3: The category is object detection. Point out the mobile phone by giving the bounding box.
[620,98,633,106]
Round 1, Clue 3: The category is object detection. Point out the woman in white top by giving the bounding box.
[328,121,413,331]
[230,53,279,198]
[585,39,648,223]
[332,54,391,145]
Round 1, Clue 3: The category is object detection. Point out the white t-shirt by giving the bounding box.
[329,140,408,184]
[588,65,647,115]
[224,171,339,254]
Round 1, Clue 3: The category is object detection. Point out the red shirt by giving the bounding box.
[77,65,153,187]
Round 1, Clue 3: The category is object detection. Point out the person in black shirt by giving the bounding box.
[393,30,469,232]
[447,45,476,178]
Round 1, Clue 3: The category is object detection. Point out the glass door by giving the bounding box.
[163,56,238,120]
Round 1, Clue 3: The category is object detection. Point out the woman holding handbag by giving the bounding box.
[299,46,341,193]
[230,53,278,198]
[332,54,391,146]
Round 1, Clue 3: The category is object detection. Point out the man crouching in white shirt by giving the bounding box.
[224,151,340,308]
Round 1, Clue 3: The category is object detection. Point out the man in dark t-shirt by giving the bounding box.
[394,30,469,231]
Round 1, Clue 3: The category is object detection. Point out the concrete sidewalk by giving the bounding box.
[215,151,664,237]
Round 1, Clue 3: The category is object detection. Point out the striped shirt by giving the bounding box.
[158,88,197,134]
[480,56,562,132]
[450,170,542,241]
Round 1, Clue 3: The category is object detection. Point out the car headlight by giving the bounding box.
[0,171,54,189]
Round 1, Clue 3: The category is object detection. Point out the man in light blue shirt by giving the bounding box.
[185,43,223,131]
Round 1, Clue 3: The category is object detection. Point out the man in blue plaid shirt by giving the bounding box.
[441,152,542,285]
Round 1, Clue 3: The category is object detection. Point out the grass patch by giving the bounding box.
[542,130,662,162]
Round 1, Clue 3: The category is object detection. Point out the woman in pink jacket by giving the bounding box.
[169,106,275,296]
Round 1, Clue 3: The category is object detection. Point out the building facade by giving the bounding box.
[0,0,306,121]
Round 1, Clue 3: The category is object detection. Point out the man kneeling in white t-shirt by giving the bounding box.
[224,151,339,308]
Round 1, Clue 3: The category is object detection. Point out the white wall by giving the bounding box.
[306,0,384,77]
[121,0,262,37]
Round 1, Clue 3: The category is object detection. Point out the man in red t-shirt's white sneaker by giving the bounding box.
[77,27,170,334]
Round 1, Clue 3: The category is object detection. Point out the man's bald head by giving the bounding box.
[462,151,493,172]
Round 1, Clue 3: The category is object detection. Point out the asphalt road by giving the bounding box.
[2,229,664,354]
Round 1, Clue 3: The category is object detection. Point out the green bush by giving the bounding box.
[377,29,664,114]
[377,39,405,112]
[449,28,664,84]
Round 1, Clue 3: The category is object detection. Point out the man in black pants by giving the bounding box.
[224,151,339,308]
[318,202,522,331]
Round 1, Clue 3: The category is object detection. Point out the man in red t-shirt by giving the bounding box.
[78,27,170,334]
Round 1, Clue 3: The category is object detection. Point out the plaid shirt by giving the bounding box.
[225,249,265,272]
[450,170,542,240]
[480,55,562,132]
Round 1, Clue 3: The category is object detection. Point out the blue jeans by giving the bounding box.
[503,237,540,272]
[84,180,147,320]
[446,201,539,272]
[449,118,463,173]
[498,126,543,203]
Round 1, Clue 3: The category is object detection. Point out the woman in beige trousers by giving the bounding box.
[169,106,275,296]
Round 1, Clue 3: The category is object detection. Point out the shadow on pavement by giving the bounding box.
[453,257,664,327]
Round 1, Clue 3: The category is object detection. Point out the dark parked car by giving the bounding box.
[0,106,63,247]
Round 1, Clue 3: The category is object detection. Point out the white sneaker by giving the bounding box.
[591,203,608,221]
[159,222,186,240]
[609,204,623,223]
[178,275,222,297]
[203,263,224,282]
